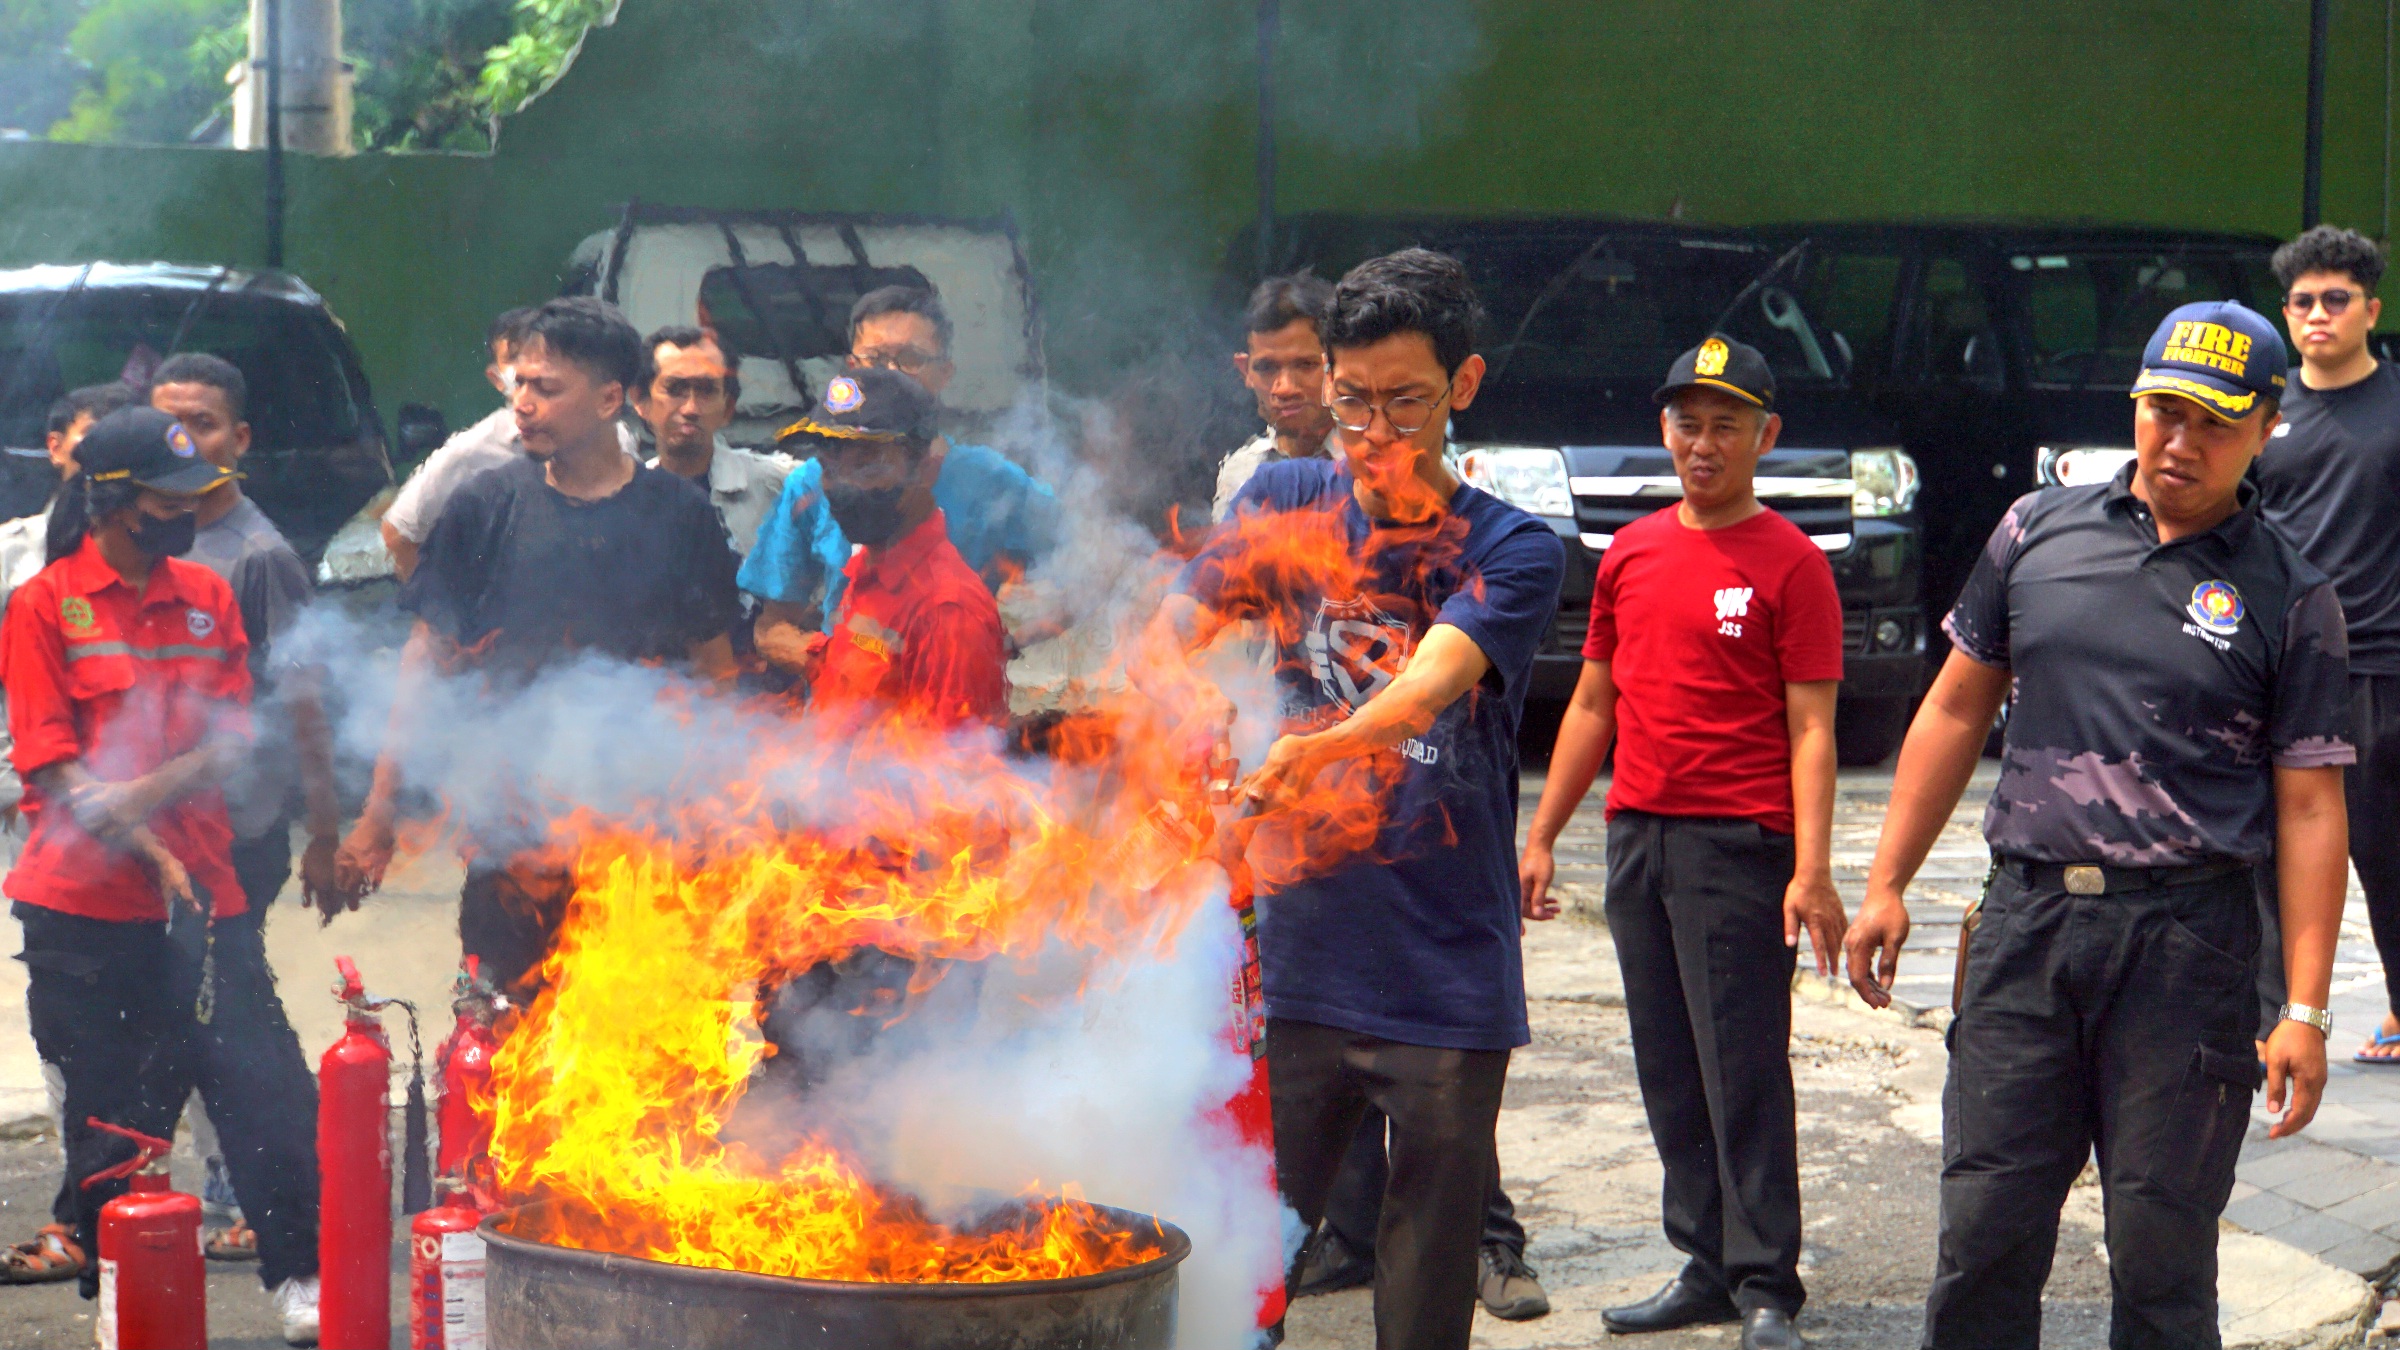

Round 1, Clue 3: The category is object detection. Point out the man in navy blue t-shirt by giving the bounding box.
[1158,249,1563,1350]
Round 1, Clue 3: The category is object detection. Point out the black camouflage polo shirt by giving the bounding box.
[1945,464,2354,866]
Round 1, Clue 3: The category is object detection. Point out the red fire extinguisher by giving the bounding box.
[83,1118,204,1350]
[320,956,395,1350]
[1203,746,1286,1336]
[433,957,505,1188]
[408,1184,487,1350]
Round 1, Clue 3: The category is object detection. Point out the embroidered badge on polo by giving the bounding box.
[2187,580,2244,636]
[59,596,94,633]
[186,608,215,638]
[824,377,864,414]
[165,424,197,458]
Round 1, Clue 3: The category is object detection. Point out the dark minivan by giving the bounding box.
[1748,222,2293,642]
[1242,215,1929,764]
[0,263,395,562]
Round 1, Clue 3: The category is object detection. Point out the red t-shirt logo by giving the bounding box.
[1715,585,1754,637]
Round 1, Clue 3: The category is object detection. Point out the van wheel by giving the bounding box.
[1836,695,1912,767]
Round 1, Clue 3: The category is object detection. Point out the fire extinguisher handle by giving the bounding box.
[334,955,365,1002]
[80,1117,171,1186]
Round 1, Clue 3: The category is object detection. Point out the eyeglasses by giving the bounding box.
[2286,287,2364,316]
[1327,382,1452,436]
[850,347,945,377]
[655,377,725,401]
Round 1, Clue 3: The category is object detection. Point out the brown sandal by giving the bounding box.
[204,1219,258,1262]
[1,1225,85,1284]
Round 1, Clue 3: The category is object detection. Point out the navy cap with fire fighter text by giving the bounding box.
[2130,300,2287,422]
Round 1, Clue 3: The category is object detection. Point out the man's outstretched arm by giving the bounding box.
[1519,659,1617,922]
[1846,650,2010,1007]
[1238,623,1492,808]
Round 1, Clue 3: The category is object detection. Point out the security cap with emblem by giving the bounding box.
[74,407,233,495]
[776,366,939,450]
[2130,301,2287,422]
[1655,333,1775,412]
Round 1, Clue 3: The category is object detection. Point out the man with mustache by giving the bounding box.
[1846,302,2352,1345]
[1214,271,1338,521]
[1518,335,1846,1350]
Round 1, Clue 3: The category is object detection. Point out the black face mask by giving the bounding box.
[127,510,197,560]
[824,482,909,548]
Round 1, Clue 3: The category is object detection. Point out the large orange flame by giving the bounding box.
[483,505,1459,1282]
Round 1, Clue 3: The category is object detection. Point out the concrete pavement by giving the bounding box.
[0,764,2391,1345]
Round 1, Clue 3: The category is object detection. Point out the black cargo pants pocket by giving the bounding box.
[2144,1045,2263,1211]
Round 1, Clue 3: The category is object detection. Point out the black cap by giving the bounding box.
[76,407,233,495]
[1654,334,1775,412]
[776,367,939,448]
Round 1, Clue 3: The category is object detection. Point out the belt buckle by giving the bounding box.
[2064,865,2106,896]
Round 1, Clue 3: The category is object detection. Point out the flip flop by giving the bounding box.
[2354,1028,2400,1065]
[205,1220,258,1262]
[1,1225,85,1284]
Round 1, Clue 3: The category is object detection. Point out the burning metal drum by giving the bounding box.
[480,1202,1190,1350]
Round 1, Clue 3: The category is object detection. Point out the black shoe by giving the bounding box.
[1292,1229,1373,1297]
[1601,1277,1740,1333]
[1741,1307,1803,1350]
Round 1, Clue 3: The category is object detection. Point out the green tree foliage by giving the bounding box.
[12,0,606,150]
[49,0,246,145]
[349,0,518,150]
[474,0,611,119]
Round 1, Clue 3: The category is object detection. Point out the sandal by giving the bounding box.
[2355,1027,2400,1065]
[205,1219,258,1262]
[1,1224,85,1284]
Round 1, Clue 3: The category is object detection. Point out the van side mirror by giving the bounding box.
[395,404,448,461]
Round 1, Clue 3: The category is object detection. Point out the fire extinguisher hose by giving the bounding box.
[390,999,434,1215]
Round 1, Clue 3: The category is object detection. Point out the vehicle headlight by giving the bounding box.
[1850,447,1921,517]
[2035,446,2137,487]
[1456,446,1573,517]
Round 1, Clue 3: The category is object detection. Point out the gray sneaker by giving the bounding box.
[1478,1244,1550,1320]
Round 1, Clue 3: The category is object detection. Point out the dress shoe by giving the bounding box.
[1741,1306,1803,1350]
[1600,1276,1739,1333]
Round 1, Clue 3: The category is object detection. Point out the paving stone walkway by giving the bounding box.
[1539,761,2400,1287]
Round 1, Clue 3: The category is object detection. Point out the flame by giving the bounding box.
[483,504,1463,1282]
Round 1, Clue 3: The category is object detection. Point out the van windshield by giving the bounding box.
[0,288,366,453]
[2012,250,2291,389]
[1458,235,1851,389]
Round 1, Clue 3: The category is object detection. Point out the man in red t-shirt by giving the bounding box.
[762,367,1006,730]
[1518,336,1846,1348]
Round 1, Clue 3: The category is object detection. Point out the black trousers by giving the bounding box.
[2256,672,2400,1036]
[1605,811,1805,1316]
[16,900,320,1294]
[1926,865,2260,1350]
[1318,1107,1525,1259]
[1268,1018,1510,1350]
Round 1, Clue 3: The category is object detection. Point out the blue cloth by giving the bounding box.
[737,442,1061,613]
[1181,459,1564,1051]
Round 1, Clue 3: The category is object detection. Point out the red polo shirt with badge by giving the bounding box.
[812,509,1006,728]
[0,539,252,922]
[1584,506,1845,835]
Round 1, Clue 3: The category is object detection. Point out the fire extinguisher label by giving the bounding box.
[443,1236,487,1350]
[1228,901,1266,1061]
[96,1257,118,1350]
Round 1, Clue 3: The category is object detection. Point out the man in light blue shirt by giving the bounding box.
[741,286,1058,665]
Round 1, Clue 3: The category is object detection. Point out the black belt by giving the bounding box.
[1996,856,2249,896]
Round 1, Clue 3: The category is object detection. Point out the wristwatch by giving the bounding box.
[2280,1002,2334,1036]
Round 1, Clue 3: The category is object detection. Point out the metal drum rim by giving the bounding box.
[478,1199,1192,1300]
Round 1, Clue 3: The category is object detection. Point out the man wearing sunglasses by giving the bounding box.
[632,325,792,558]
[2254,226,2400,1067]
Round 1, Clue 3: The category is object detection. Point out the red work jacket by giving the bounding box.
[0,539,251,922]
[812,509,1007,729]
